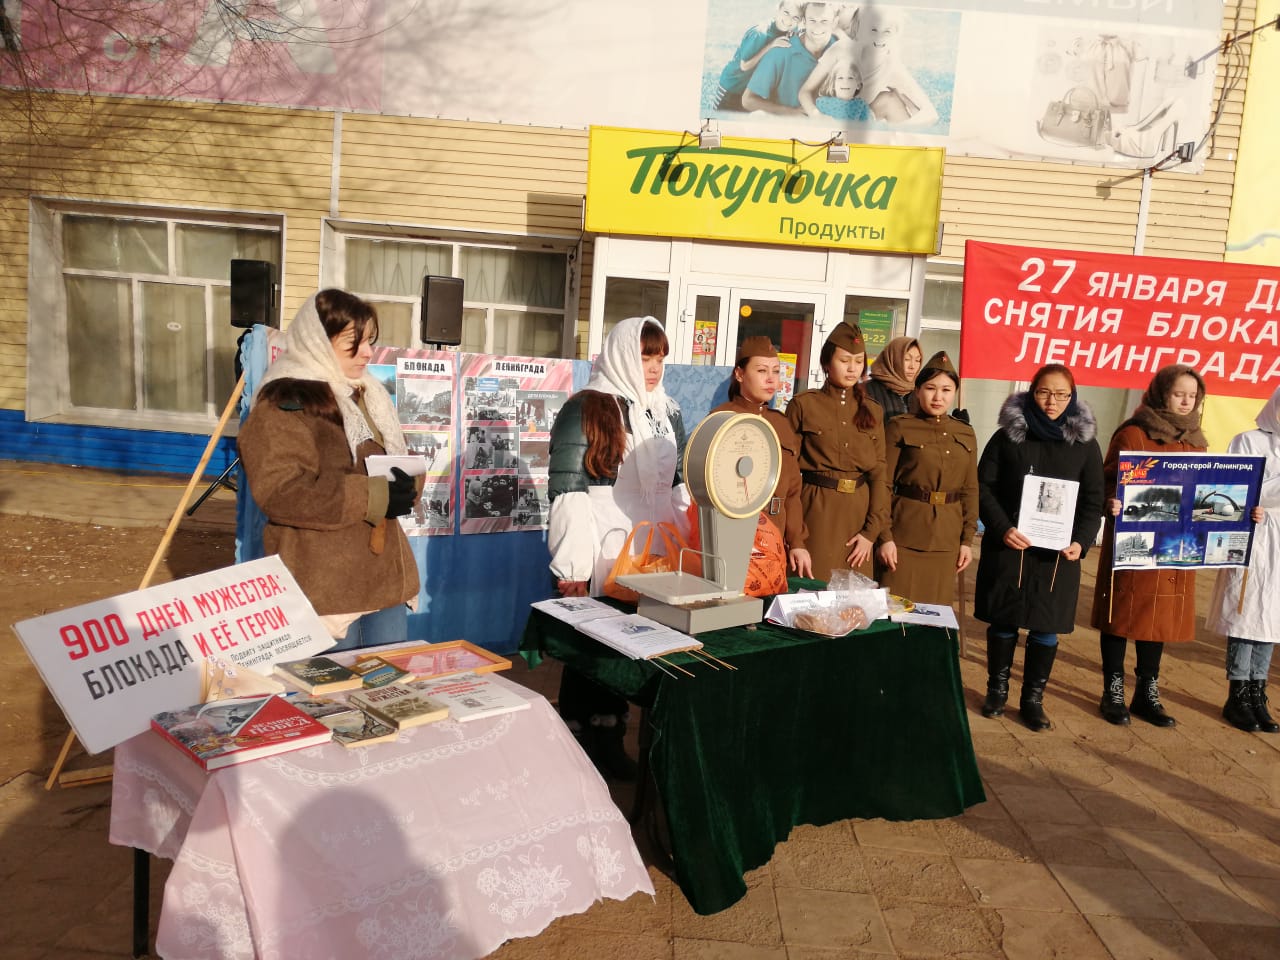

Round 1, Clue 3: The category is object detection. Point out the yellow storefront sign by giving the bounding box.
[586,126,943,255]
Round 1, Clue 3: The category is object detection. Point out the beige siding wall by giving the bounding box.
[337,115,587,238]
[0,93,335,410]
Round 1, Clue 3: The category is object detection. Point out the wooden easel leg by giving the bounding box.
[44,373,247,790]
[44,731,78,791]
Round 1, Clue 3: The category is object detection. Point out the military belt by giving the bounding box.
[895,484,962,505]
[802,472,866,494]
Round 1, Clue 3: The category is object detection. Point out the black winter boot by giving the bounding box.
[589,713,638,782]
[1018,642,1057,732]
[1100,671,1131,725]
[1250,680,1280,734]
[982,630,1018,718]
[1223,680,1261,732]
[1131,674,1176,727]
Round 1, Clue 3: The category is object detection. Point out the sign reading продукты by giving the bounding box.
[1112,453,1266,570]
[12,555,334,754]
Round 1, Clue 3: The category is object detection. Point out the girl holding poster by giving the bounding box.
[1092,365,1208,727]
[546,316,690,779]
[974,364,1104,731]
[1208,386,1280,733]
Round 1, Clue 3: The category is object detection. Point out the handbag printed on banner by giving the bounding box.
[1037,87,1112,149]
[684,504,788,599]
[603,521,693,604]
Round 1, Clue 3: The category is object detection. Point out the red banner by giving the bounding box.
[959,241,1280,400]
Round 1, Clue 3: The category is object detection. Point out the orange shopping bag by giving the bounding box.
[685,504,787,598]
[603,521,694,604]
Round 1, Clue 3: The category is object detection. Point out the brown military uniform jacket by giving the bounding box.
[713,396,808,551]
[786,382,887,578]
[882,412,980,552]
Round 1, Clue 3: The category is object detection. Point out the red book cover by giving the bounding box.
[150,695,333,771]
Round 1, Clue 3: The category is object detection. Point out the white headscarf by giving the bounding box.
[1258,385,1280,448]
[585,315,680,496]
[255,292,407,461]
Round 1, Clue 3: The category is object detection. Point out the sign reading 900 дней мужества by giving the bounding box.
[585,127,943,255]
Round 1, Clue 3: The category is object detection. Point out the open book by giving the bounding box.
[577,613,702,660]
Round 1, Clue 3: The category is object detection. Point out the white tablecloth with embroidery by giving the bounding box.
[109,676,653,960]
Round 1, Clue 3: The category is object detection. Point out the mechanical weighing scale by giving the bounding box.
[616,410,782,633]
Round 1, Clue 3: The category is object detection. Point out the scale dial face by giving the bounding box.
[685,412,782,519]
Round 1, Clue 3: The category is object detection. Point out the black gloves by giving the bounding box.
[386,467,417,518]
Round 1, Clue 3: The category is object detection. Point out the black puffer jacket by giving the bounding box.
[547,391,686,500]
[973,394,1105,634]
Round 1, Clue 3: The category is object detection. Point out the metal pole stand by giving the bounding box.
[185,456,239,517]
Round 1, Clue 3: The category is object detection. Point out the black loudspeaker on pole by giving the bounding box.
[421,275,464,346]
[230,259,278,329]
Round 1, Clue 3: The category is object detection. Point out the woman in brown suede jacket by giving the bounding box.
[239,290,420,651]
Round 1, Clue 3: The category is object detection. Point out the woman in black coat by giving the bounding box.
[974,363,1105,731]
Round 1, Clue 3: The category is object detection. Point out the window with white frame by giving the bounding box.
[29,204,281,431]
[343,235,572,357]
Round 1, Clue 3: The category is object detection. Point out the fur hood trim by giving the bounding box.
[998,392,1097,444]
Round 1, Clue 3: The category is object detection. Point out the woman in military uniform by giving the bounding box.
[875,351,978,605]
[786,321,887,580]
[713,336,812,578]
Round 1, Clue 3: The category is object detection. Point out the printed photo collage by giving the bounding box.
[365,350,572,537]
[1113,454,1262,569]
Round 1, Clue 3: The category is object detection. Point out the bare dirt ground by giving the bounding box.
[0,514,236,785]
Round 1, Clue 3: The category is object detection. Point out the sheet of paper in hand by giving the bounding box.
[1017,474,1080,551]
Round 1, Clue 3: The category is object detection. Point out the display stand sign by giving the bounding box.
[367,349,457,537]
[1017,475,1080,550]
[1113,452,1266,569]
[459,354,573,534]
[12,555,334,754]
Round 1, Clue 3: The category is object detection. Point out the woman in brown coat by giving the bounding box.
[239,290,421,651]
[1091,364,1208,727]
[786,321,887,580]
[876,351,978,605]
[713,336,813,578]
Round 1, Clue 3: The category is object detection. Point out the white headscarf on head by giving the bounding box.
[585,315,680,497]
[1256,386,1280,457]
[255,292,407,461]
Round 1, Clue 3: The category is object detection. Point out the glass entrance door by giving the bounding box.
[679,285,824,408]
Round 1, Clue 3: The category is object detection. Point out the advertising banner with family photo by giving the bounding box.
[459,355,573,535]
[1112,453,1266,570]
[960,241,1280,401]
[368,348,457,537]
[700,0,1220,171]
[12,556,334,754]
[5,1,1223,175]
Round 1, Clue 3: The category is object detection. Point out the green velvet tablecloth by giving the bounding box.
[520,584,985,915]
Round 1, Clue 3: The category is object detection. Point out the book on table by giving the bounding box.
[577,613,702,660]
[348,684,449,729]
[324,710,401,748]
[408,672,532,722]
[350,656,412,689]
[530,595,621,626]
[272,656,363,694]
[285,694,360,726]
[150,695,333,771]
